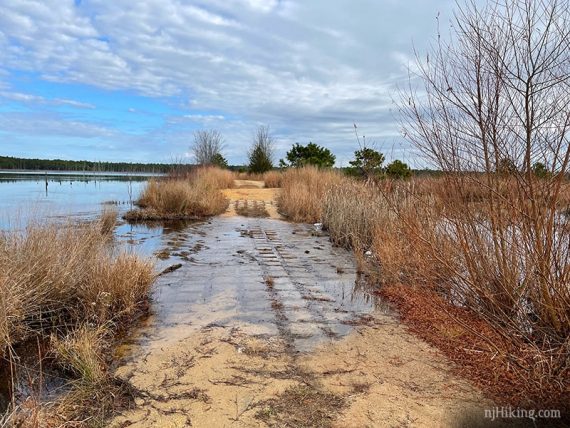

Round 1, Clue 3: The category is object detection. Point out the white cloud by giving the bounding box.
[240,0,279,13]
[0,112,114,138]
[0,90,95,109]
[0,0,459,163]
[53,98,95,109]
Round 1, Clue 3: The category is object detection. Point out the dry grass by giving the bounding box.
[99,207,118,236]
[169,166,235,189]
[232,170,282,188]
[126,172,229,221]
[322,180,454,288]
[278,166,345,223]
[322,181,389,250]
[262,171,282,188]
[280,167,570,410]
[48,325,137,425]
[51,325,106,385]
[0,213,155,424]
[189,166,235,190]
[255,384,345,428]
[0,217,154,352]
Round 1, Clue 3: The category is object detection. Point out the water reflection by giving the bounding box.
[120,217,382,354]
[0,172,153,230]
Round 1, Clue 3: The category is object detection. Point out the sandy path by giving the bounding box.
[110,183,491,427]
[221,180,282,219]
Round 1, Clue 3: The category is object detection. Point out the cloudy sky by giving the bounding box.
[0,0,457,166]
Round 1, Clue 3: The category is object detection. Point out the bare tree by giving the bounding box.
[248,125,275,173]
[400,0,569,346]
[192,130,225,166]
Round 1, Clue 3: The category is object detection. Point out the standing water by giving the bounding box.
[0,171,152,229]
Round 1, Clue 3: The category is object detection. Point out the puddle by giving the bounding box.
[111,215,488,427]
[120,217,381,355]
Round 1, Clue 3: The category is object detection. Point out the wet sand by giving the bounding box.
[222,181,282,219]
[111,183,490,427]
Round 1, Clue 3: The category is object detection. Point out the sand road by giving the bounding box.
[111,182,489,427]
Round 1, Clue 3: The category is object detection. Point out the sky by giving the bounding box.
[0,0,458,166]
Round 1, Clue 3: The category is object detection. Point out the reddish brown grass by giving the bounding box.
[379,284,569,412]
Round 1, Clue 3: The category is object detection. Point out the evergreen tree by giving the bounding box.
[280,142,335,168]
[385,160,411,179]
[248,125,274,173]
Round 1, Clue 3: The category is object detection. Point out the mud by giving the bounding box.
[110,183,491,427]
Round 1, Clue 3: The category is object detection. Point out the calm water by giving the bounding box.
[0,171,382,412]
[0,171,153,230]
[0,171,380,352]
[0,170,204,261]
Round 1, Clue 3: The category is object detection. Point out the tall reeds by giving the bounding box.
[126,166,231,221]
[277,166,344,223]
[0,213,155,423]
[278,166,569,407]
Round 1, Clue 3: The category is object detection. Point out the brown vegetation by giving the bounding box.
[255,384,345,427]
[278,168,570,411]
[277,166,345,223]
[189,166,235,190]
[234,170,282,188]
[380,284,569,412]
[125,166,231,221]
[262,170,282,188]
[0,214,155,425]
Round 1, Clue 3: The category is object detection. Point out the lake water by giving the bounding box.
[0,172,379,345]
[0,171,154,230]
[0,170,382,414]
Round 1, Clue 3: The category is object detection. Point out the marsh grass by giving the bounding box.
[279,168,570,409]
[190,166,235,190]
[0,212,155,424]
[278,166,344,223]
[48,325,138,425]
[0,219,154,352]
[169,165,235,189]
[126,167,230,221]
[262,171,282,188]
[99,207,118,236]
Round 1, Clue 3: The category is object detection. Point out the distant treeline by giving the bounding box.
[0,155,443,176]
[0,156,174,173]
